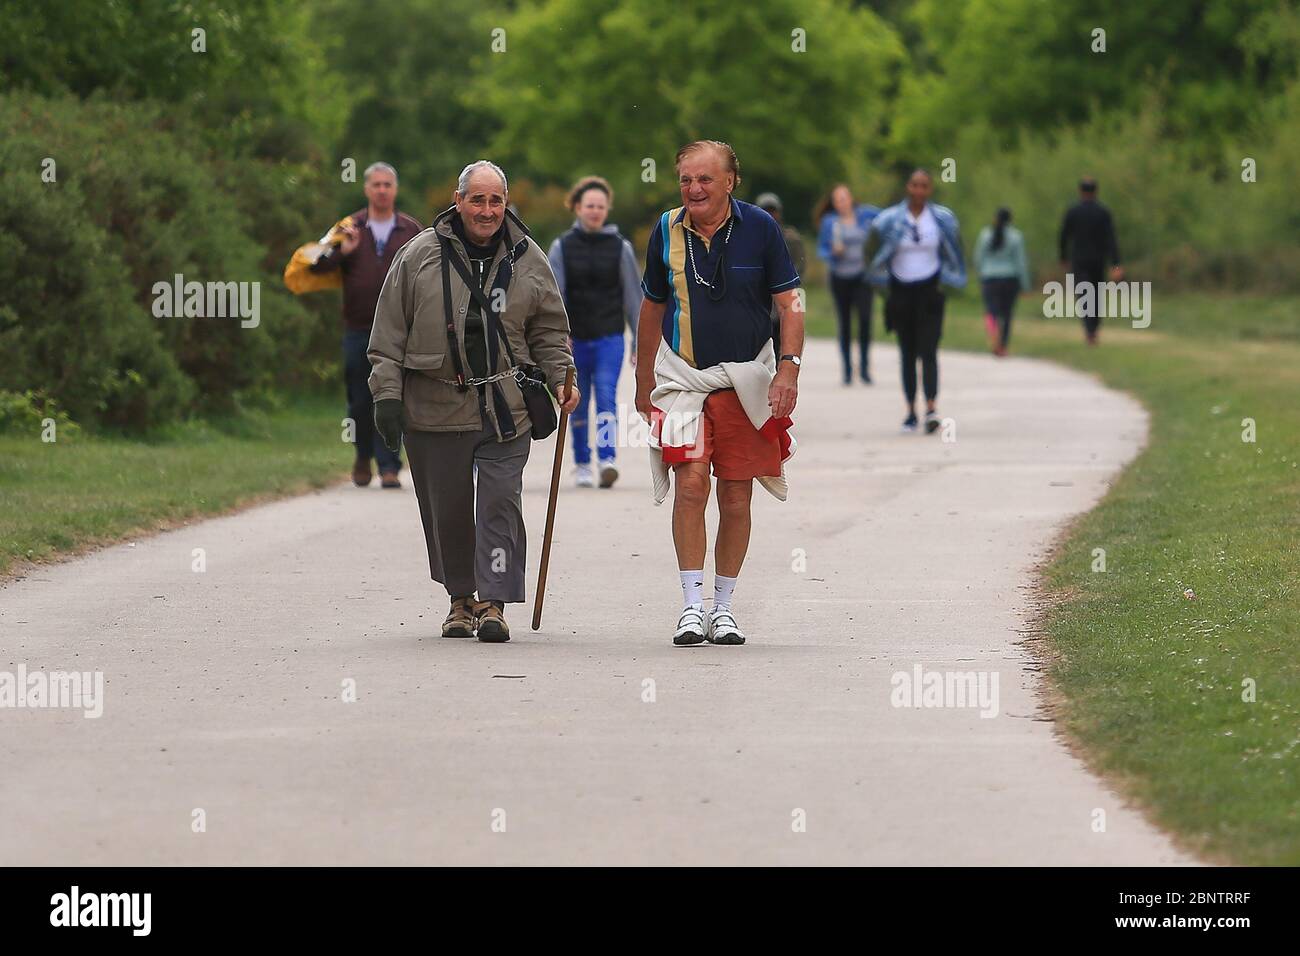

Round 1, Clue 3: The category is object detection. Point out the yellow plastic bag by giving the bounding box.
[283,216,354,294]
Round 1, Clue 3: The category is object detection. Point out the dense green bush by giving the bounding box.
[0,390,82,439]
[0,94,340,430]
[0,144,194,429]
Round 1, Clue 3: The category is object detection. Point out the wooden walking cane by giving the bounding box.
[532,366,576,630]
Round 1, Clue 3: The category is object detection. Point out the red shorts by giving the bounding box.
[666,388,783,480]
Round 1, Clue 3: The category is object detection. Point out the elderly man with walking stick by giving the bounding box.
[368,160,579,643]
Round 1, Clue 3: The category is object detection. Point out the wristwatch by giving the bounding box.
[779,354,802,367]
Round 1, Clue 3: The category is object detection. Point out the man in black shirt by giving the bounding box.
[1059,177,1123,345]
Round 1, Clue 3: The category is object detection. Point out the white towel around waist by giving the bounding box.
[646,338,796,504]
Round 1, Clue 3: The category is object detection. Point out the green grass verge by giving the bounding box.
[0,392,350,577]
[805,281,1300,864]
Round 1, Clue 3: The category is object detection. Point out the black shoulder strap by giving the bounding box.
[438,237,468,390]
[443,238,522,371]
[444,236,522,437]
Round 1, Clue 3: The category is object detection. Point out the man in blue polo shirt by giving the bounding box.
[634,140,804,647]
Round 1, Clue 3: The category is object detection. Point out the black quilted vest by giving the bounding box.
[559,227,625,340]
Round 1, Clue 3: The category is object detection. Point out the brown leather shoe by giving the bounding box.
[475,600,510,643]
[380,470,401,488]
[442,595,477,638]
[352,460,373,487]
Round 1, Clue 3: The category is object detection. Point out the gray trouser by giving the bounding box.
[404,407,532,603]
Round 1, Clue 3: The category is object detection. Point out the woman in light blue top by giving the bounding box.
[816,184,879,384]
[973,207,1032,356]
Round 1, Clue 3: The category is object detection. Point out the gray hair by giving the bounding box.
[457,160,508,195]
[363,162,398,184]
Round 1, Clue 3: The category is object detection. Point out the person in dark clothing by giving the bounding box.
[1059,177,1123,345]
[310,162,422,486]
[547,176,642,489]
[754,192,807,358]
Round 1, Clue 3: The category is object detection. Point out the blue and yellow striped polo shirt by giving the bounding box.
[642,197,800,369]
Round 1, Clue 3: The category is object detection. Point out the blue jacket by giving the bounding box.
[816,204,879,269]
[866,201,967,291]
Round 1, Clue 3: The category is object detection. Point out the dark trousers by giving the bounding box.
[830,273,873,380]
[404,406,532,603]
[981,277,1020,348]
[887,274,945,405]
[344,328,402,472]
[1072,261,1105,336]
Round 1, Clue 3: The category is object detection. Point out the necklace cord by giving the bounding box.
[686,217,733,301]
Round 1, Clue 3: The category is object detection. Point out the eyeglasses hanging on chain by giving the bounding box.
[685,217,734,301]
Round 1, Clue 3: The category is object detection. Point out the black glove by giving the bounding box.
[374,399,405,452]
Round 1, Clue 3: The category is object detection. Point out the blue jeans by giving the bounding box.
[343,328,402,473]
[570,333,624,465]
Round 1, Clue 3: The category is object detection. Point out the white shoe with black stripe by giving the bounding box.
[707,605,746,645]
[673,605,707,646]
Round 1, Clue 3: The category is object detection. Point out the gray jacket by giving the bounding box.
[368,207,574,440]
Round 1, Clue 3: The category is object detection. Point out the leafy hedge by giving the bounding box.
[0,95,339,430]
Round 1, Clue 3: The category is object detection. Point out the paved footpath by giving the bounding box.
[0,339,1197,865]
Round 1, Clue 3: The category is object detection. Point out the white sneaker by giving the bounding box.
[672,605,707,646]
[707,605,746,645]
[574,464,595,488]
[598,462,619,488]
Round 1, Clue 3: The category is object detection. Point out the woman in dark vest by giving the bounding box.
[547,176,642,487]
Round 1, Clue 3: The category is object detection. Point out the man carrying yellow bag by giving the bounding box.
[283,216,354,294]
[284,162,422,488]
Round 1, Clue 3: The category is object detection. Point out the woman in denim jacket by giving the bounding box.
[816,185,880,384]
[866,169,966,434]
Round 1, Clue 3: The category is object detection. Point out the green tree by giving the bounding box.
[471,0,905,228]
[0,0,350,156]
[311,0,505,210]
[887,0,1299,163]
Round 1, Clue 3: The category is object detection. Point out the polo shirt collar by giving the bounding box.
[675,195,743,229]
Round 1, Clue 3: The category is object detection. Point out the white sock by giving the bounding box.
[680,569,705,609]
[714,574,738,610]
